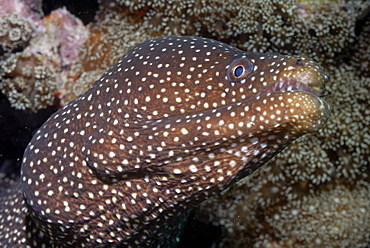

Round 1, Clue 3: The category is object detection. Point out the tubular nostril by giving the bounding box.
[324,74,330,81]
[295,59,303,65]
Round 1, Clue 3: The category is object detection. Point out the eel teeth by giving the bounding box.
[259,79,323,97]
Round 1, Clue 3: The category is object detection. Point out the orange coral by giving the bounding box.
[63,12,154,103]
[0,51,57,112]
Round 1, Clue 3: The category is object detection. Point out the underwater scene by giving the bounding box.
[0,0,369,247]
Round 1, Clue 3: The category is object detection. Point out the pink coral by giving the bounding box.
[0,0,42,28]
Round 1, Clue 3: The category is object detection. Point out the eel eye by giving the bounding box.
[227,58,254,82]
[234,66,244,78]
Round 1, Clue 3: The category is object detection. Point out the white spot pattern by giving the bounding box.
[17,36,330,247]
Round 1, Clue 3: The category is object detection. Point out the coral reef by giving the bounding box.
[199,181,370,247]
[63,11,154,103]
[0,51,57,112]
[262,183,370,247]
[0,0,369,247]
[0,0,42,25]
[0,0,42,54]
[0,14,32,54]
[351,18,370,77]
[0,7,88,112]
[120,0,370,64]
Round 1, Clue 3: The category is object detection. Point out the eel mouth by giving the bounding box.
[257,79,325,98]
[253,78,331,129]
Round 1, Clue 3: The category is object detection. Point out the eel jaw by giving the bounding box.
[252,78,331,131]
[257,79,325,97]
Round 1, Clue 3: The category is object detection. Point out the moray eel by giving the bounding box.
[17,36,330,247]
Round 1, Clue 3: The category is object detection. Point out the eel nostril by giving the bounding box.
[295,59,303,65]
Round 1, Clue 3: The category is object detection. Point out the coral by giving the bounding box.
[199,181,370,248]
[0,8,89,112]
[0,51,57,112]
[0,14,32,55]
[261,183,370,247]
[351,18,370,77]
[62,12,154,103]
[119,0,370,64]
[0,0,43,24]
[0,0,42,54]
[18,7,89,71]
[197,63,370,247]
[40,8,89,67]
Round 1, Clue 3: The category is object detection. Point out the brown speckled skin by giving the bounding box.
[20,36,330,247]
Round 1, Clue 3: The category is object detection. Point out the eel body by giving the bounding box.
[18,36,330,247]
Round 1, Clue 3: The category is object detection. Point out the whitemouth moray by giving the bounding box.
[18,36,330,247]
